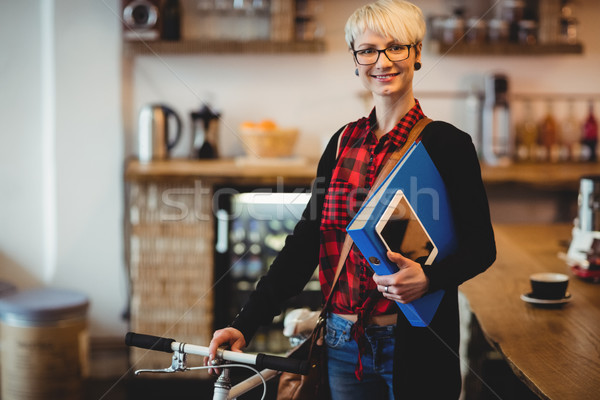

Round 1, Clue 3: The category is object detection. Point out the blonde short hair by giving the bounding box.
[345,0,426,49]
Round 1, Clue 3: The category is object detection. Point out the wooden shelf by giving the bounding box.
[124,158,318,186]
[123,39,326,57]
[125,158,599,191]
[480,162,599,190]
[435,41,583,56]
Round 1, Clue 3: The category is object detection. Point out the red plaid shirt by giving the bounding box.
[319,101,426,316]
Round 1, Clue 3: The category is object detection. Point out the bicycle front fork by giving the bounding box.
[212,368,232,400]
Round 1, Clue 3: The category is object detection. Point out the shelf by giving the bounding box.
[435,41,584,56]
[125,158,599,191]
[480,162,599,190]
[124,158,317,186]
[123,39,326,56]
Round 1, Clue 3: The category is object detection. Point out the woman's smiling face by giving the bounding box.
[353,28,419,100]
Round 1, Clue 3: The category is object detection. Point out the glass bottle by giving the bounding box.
[515,100,538,162]
[230,218,247,280]
[582,100,598,162]
[561,99,581,161]
[245,219,264,281]
[162,0,181,41]
[539,101,559,162]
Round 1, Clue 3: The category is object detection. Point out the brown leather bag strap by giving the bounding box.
[369,117,432,195]
[320,117,432,314]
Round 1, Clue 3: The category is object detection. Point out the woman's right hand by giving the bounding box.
[203,327,247,375]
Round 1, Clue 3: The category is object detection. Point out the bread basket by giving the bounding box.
[239,123,299,158]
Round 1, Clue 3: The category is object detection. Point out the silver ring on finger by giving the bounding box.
[385,285,389,294]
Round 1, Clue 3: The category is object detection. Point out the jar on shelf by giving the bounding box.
[466,18,487,44]
[442,13,465,45]
[561,17,579,44]
[488,19,509,43]
[518,20,538,45]
[560,0,579,44]
[501,0,525,23]
[502,0,525,42]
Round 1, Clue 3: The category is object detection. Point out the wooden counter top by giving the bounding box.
[460,224,600,400]
[124,158,318,186]
[479,163,600,190]
[125,158,599,190]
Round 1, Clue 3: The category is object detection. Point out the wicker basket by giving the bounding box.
[240,127,299,158]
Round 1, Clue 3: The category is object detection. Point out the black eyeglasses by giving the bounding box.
[353,44,414,65]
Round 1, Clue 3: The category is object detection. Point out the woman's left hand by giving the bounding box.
[372,251,429,303]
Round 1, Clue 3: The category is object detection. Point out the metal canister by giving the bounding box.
[577,175,600,232]
[0,288,89,400]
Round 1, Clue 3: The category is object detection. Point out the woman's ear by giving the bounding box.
[415,42,423,63]
[351,49,359,75]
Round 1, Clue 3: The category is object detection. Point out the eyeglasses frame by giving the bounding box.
[352,44,415,66]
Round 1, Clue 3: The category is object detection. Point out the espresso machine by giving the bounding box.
[481,73,512,166]
[567,175,600,281]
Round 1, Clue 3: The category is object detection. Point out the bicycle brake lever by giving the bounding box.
[134,350,188,375]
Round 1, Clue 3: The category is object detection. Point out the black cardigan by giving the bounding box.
[231,121,496,399]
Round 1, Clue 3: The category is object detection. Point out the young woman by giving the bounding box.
[206,1,496,398]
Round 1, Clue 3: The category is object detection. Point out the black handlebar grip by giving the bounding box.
[255,353,310,375]
[125,332,175,353]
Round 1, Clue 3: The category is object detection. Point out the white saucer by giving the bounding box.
[520,292,572,305]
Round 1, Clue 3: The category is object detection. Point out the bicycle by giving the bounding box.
[125,332,308,400]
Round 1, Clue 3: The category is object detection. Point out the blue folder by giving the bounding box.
[346,141,457,327]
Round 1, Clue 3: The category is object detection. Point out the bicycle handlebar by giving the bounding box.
[125,332,175,353]
[254,353,308,375]
[125,332,308,375]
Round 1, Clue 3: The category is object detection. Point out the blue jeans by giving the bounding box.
[325,313,396,400]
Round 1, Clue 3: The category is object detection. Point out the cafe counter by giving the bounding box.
[125,158,600,190]
[460,224,600,400]
[124,158,600,383]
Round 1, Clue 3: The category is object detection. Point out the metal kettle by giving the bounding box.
[137,104,182,162]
